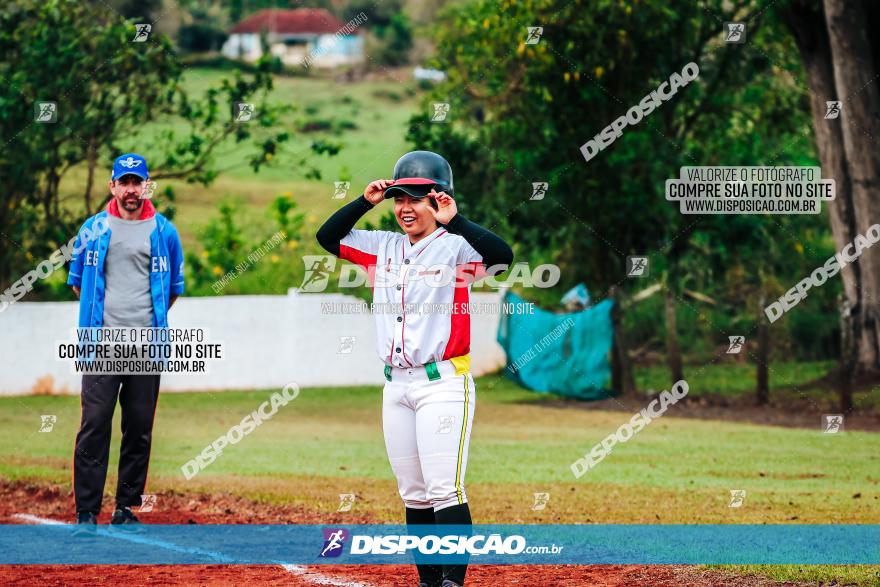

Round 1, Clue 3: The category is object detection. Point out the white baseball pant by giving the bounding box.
[382,360,475,512]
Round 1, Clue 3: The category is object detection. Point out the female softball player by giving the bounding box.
[317,151,513,587]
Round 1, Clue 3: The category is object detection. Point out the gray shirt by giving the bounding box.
[103,215,156,327]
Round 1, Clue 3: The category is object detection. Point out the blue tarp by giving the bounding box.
[497,290,616,400]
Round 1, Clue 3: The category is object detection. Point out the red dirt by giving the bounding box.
[0,480,813,586]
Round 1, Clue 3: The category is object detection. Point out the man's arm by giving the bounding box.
[170,295,178,308]
[168,224,185,299]
[67,221,87,295]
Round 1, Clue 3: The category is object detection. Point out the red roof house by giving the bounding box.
[222,8,365,68]
[230,9,352,35]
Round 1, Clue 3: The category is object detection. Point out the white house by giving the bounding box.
[221,8,365,68]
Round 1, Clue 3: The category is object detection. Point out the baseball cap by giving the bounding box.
[111,153,149,181]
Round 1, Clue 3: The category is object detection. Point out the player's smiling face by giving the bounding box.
[394,194,437,241]
[109,174,146,212]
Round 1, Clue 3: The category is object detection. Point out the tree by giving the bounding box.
[342,0,413,67]
[664,283,685,384]
[409,0,812,298]
[407,0,821,394]
[98,0,163,21]
[0,0,295,295]
[178,7,229,53]
[786,0,880,388]
[371,12,413,66]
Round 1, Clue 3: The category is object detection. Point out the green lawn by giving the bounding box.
[57,67,421,250]
[1,369,878,584]
[636,360,834,396]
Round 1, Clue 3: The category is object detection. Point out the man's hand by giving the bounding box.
[71,286,81,300]
[364,179,393,205]
[427,190,457,224]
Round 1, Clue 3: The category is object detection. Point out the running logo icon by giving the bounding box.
[39,415,57,433]
[34,102,57,123]
[300,256,336,292]
[436,415,455,434]
[530,182,548,201]
[319,528,349,558]
[338,336,355,354]
[139,494,157,513]
[132,24,151,42]
[525,27,543,45]
[823,414,844,434]
[724,23,746,43]
[825,101,841,119]
[337,494,355,512]
[729,489,746,508]
[626,256,648,278]
[333,181,350,200]
[431,103,450,122]
[142,180,157,200]
[727,336,745,354]
[234,102,255,123]
[531,492,550,511]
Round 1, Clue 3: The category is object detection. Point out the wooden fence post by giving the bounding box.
[610,286,637,396]
[756,295,769,405]
[839,295,854,413]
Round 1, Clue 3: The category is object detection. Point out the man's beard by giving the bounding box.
[121,196,142,211]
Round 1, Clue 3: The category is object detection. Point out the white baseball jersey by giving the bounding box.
[339,226,484,367]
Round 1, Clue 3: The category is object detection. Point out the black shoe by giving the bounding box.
[441,581,462,587]
[110,506,141,526]
[73,511,97,536]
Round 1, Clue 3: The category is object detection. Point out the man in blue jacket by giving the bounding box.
[67,153,184,531]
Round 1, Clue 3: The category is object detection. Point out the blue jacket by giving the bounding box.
[67,210,184,328]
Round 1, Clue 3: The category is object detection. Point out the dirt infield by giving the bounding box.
[0,480,811,586]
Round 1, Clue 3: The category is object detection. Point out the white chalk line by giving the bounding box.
[278,564,373,587]
[12,513,235,562]
[12,513,374,587]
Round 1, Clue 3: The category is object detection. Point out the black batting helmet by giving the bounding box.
[384,150,454,199]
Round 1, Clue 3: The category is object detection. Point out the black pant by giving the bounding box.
[74,374,161,514]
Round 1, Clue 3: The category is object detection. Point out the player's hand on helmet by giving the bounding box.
[427,190,457,224]
[364,179,393,205]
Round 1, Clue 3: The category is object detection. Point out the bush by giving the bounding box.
[185,194,306,297]
[371,12,413,66]
[178,22,228,53]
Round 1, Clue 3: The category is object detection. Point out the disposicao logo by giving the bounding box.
[319,528,349,558]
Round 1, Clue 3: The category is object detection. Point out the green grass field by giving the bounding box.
[57,68,421,251]
[636,360,834,396]
[1,367,878,584]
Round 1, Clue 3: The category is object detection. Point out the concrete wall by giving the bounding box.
[0,290,507,396]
